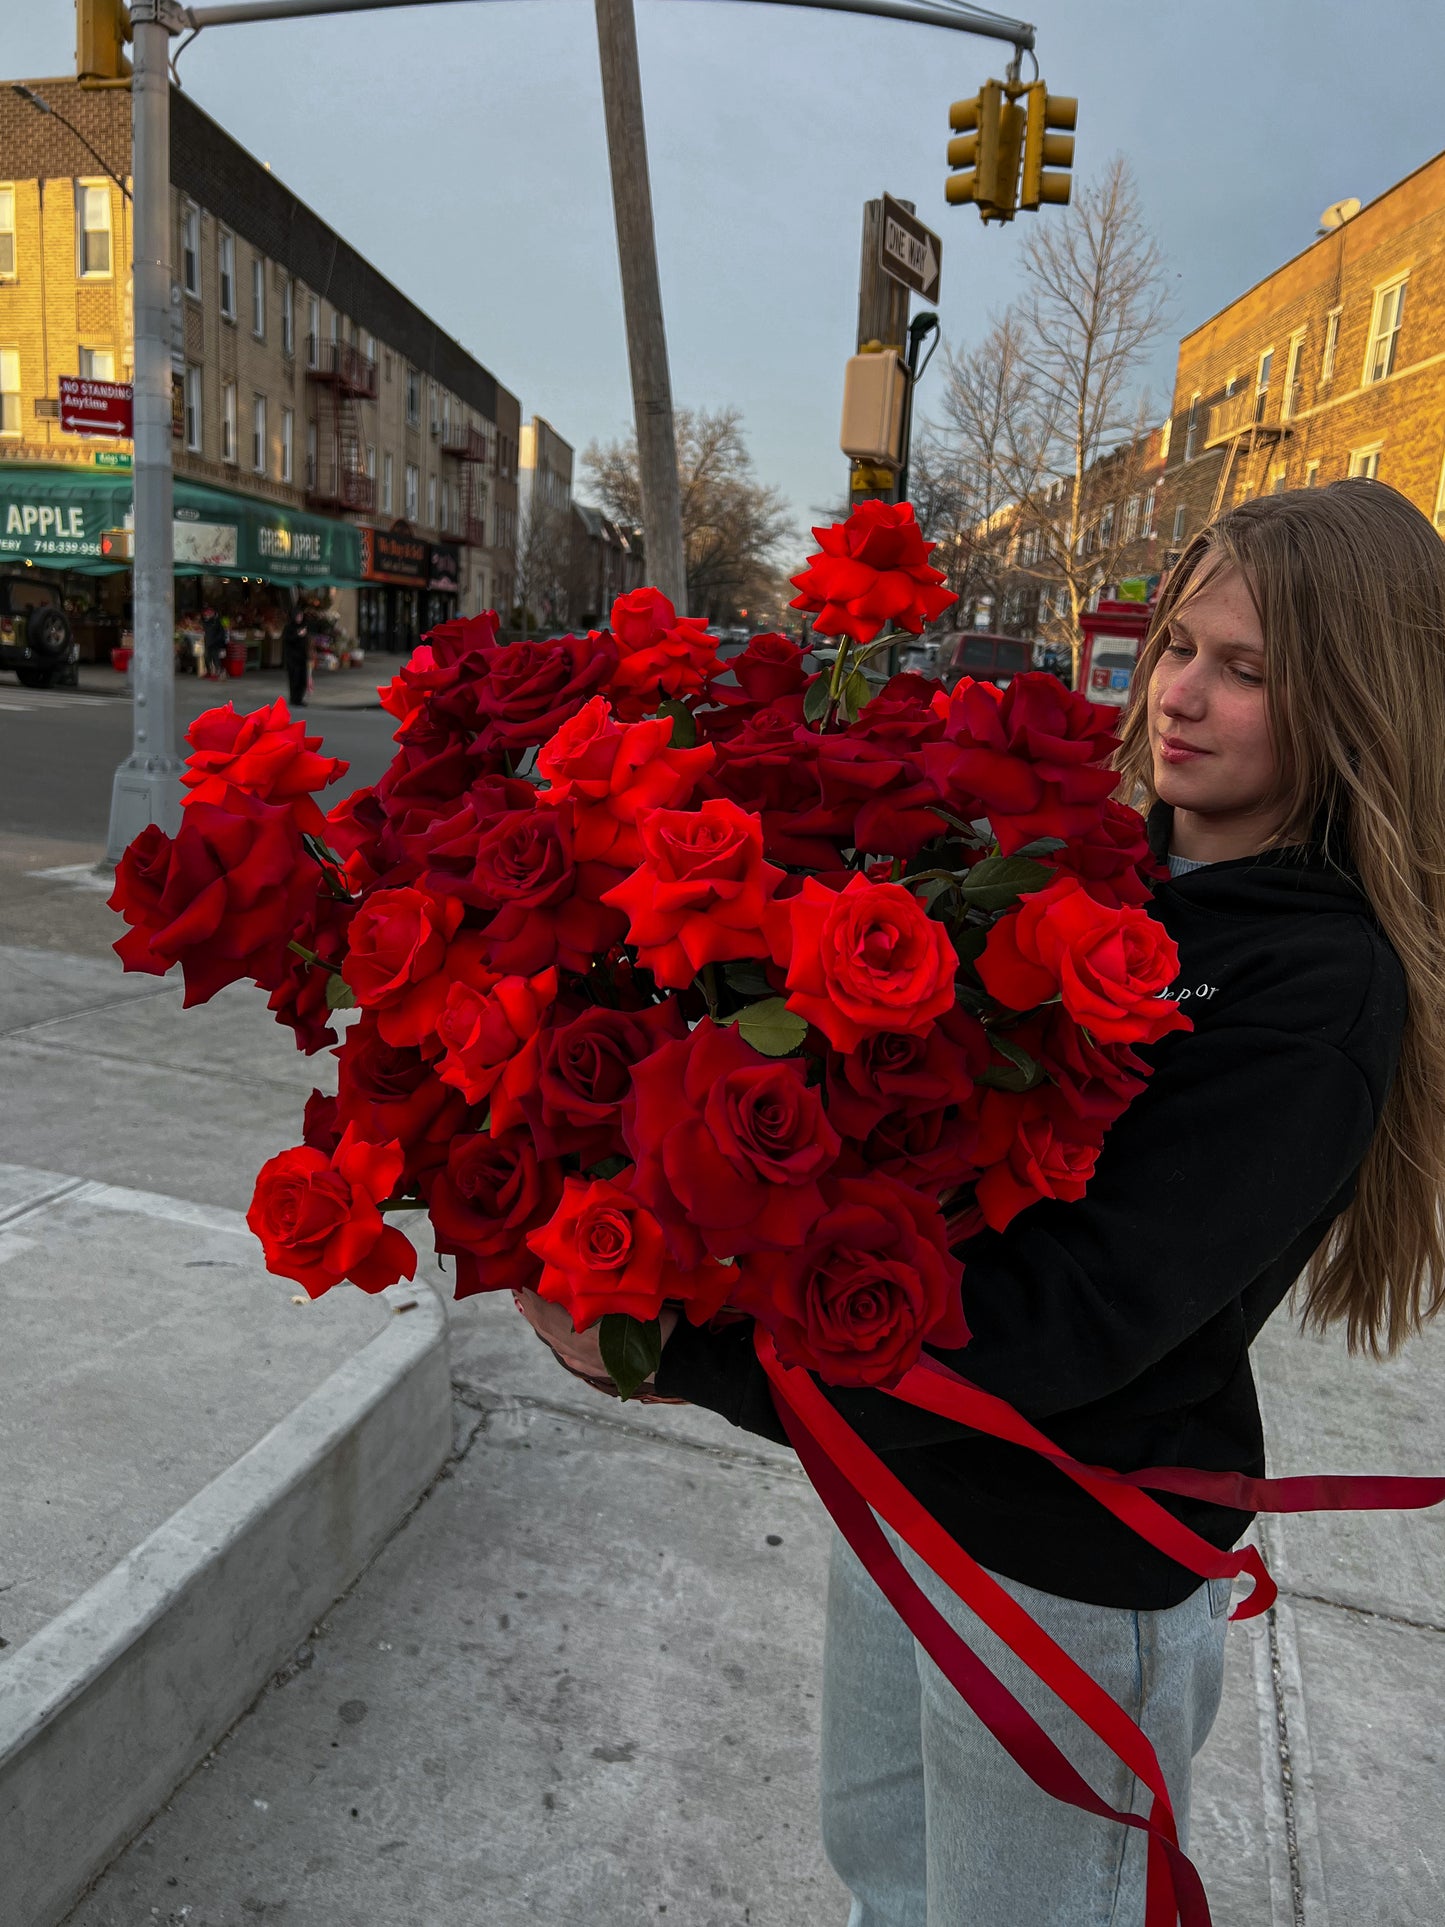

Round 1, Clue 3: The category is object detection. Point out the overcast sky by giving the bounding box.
[13,1,1445,568]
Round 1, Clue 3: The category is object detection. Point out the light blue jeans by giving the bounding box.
[820,1527,1231,1927]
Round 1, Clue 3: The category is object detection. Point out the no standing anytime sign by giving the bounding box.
[58,376,134,439]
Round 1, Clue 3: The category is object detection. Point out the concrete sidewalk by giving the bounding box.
[75,661,387,711]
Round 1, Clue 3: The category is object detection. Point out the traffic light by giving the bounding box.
[1020,83,1077,209]
[946,80,1025,222]
[76,0,132,83]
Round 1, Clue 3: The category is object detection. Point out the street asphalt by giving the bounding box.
[0,685,1442,1924]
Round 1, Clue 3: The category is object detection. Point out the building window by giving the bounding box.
[184,364,202,451]
[1142,486,1157,538]
[0,349,20,437]
[406,370,421,427]
[1223,372,1237,398]
[306,419,318,490]
[182,203,200,296]
[1305,460,1320,488]
[1255,347,1273,399]
[0,187,15,279]
[1121,494,1140,543]
[1171,503,1187,544]
[383,452,394,514]
[362,330,375,363]
[329,310,340,354]
[1183,392,1200,462]
[1270,466,1287,494]
[1158,417,1171,463]
[1321,307,1342,383]
[281,407,293,484]
[440,479,450,530]
[217,230,236,319]
[221,381,237,462]
[76,181,111,278]
[1434,456,1445,531]
[1284,331,1307,419]
[252,394,266,473]
[1098,501,1115,545]
[1364,278,1407,385]
[1347,444,1382,480]
[405,462,419,520]
[251,256,265,338]
[427,473,437,525]
[79,346,116,381]
[280,278,294,357]
[307,295,320,367]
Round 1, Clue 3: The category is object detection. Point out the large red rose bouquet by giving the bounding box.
[118,501,1431,1927]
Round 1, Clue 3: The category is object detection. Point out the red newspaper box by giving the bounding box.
[1078,600,1153,716]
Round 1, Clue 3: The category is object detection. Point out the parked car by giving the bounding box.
[0,574,78,688]
[900,630,1035,691]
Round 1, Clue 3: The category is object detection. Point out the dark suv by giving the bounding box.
[0,574,78,688]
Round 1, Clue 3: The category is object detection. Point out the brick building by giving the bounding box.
[0,78,523,655]
[1158,150,1445,557]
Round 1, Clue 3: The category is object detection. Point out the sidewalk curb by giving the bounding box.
[0,1278,452,1927]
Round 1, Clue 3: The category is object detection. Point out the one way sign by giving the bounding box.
[879,194,942,303]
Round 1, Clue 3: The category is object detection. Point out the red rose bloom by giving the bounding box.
[604,588,720,722]
[792,724,945,861]
[335,1015,471,1177]
[976,874,1191,1046]
[434,967,558,1109]
[514,998,687,1162]
[267,889,357,1054]
[246,1126,417,1298]
[1045,798,1155,909]
[623,1019,841,1264]
[470,632,618,752]
[602,797,784,989]
[427,1128,564,1298]
[848,1104,980,1193]
[344,886,466,1047]
[537,697,716,868]
[110,790,314,1007]
[182,700,349,839]
[825,1006,988,1137]
[302,1087,342,1154]
[704,703,838,868]
[923,673,1120,856]
[770,873,957,1054]
[377,609,499,736]
[1009,1004,1149,1127]
[788,501,957,645]
[469,803,628,975]
[733,1174,967,1388]
[971,1085,1105,1231]
[526,1173,734,1330]
[707,633,814,732]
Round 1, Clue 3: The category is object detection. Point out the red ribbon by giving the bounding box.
[753,1329,1445,1927]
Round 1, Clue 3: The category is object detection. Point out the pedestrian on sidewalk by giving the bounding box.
[282,606,311,709]
[516,480,1445,1925]
[202,606,226,682]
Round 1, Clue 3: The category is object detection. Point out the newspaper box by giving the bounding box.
[1078,600,1152,714]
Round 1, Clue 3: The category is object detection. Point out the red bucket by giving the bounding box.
[226,636,247,679]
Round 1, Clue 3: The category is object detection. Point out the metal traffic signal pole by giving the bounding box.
[105,0,187,865]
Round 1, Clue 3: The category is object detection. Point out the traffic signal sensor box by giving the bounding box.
[946,79,1076,223]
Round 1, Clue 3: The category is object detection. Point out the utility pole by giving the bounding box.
[851,197,912,507]
[593,0,688,615]
[106,0,186,865]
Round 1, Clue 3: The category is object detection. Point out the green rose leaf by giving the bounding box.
[724,996,809,1057]
[840,669,872,724]
[802,676,834,724]
[325,973,358,1011]
[1010,836,1067,859]
[978,1030,1046,1092]
[657,699,697,748]
[722,960,773,998]
[951,925,989,967]
[959,855,1056,913]
[586,1153,632,1181]
[599,1312,663,1402]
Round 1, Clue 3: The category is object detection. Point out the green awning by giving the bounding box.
[0,467,365,587]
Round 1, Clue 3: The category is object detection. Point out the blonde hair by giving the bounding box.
[1115,479,1445,1354]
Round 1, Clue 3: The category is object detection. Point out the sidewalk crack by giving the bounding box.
[1278,1584,1445,1639]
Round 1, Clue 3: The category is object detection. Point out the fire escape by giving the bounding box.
[441,419,492,549]
[306,336,378,515]
[1204,385,1290,520]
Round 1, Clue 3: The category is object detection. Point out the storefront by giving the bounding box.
[357,525,430,654]
[0,465,365,662]
[425,542,461,634]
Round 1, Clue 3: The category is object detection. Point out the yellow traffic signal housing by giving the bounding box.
[1021,83,1077,209]
[946,79,1027,222]
[77,0,132,82]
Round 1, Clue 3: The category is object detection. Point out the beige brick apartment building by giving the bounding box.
[1158,152,1445,556]
[0,78,521,655]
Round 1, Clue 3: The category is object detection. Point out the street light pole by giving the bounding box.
[593,0,688,615]
[105,0,185,865]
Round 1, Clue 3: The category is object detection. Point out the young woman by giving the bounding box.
[516,479,1445,1925]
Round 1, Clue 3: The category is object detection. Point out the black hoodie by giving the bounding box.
[653,810,1408,1608]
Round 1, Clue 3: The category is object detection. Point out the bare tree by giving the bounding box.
[512,491,574,632]
[922,157,1168,672]
[584,406,793,623]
